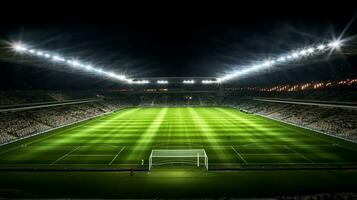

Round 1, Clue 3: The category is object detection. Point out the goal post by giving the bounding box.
[149,149,208,171]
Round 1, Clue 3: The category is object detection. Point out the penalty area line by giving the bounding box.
[231,146,248,164]
[109,146,126,165]
[51,146,80,165]
[284,145,314,163]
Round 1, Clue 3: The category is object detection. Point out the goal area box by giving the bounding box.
[149,149,208,170]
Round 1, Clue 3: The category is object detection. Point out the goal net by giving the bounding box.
[149,149,208,170]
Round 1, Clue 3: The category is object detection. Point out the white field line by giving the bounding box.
[51,146,80,165]
[109,146,126,165]
[231,146,248,164]
[240,153,296,156]
[284,145,314,163]
[68,154,117,157]
[209,162,326,165]
[26,144,338,149]
[3,162,357,166]
[240,143,337,147]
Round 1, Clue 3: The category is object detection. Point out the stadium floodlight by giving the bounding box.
[317,44,326,50]
[10,42,131,83]
[12,43,27,52]
[328,40,342,48]
[52,55,65,62]
[202,79,220,84]
[291,52,299,58]
[72,60,81,67]
[277,56,286,62]
[132,80,150,84]
[307,48,314,53]
[183,80,195,84]
[157,80,168,84]
[299,49,307,56]
[83,64,94,71]
[218,39,345,82]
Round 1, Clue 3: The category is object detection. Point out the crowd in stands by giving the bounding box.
[1,88,356,145]
[0,90,130,144]
[223,90,357,142]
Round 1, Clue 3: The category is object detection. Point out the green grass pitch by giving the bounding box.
[1,106,357,198]
[1,106,357,169]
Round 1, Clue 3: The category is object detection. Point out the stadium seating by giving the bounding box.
[1,89,357,145]
[0,90,98,106]
[0,90,130,144]
[223,95,357,143]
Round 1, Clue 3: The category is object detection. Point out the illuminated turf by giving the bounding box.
[1,107,357,169]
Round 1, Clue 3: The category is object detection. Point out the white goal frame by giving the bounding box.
[149,149,208,170]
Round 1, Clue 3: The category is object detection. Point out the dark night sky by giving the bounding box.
[0,2,356,89]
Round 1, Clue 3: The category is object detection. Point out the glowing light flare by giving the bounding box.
[317,44,326,50]
[10,42,131,83]
[12,43,27,52]
[52,55,65,62]
[328,40,342,48]
[202,79,220,84]
[218,40,345,82]
[157,80,168,84]
[307,48,314,53]
[132,80,150,84]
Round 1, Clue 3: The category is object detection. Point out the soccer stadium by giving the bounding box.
[0,5,357,199]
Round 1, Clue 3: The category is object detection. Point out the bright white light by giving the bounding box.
[307,48,314,53]
[262,61,271,67]
[277,56,286,62]
[133,80,150,84]
[94,68,104,74]
[10,42,133,83]
[299,49,307,56]
[12,43,27,52]
[52,55,65,62]
[71,60,81,67]
[105,72,115,77]
[157,80,168,84]
[83,65,94,70]
[328,40,342,48]
[317,44,325,50]
[183,80,195,84]
[218,39,345,82]
[115,75,127,80]
[202,80,220,84]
